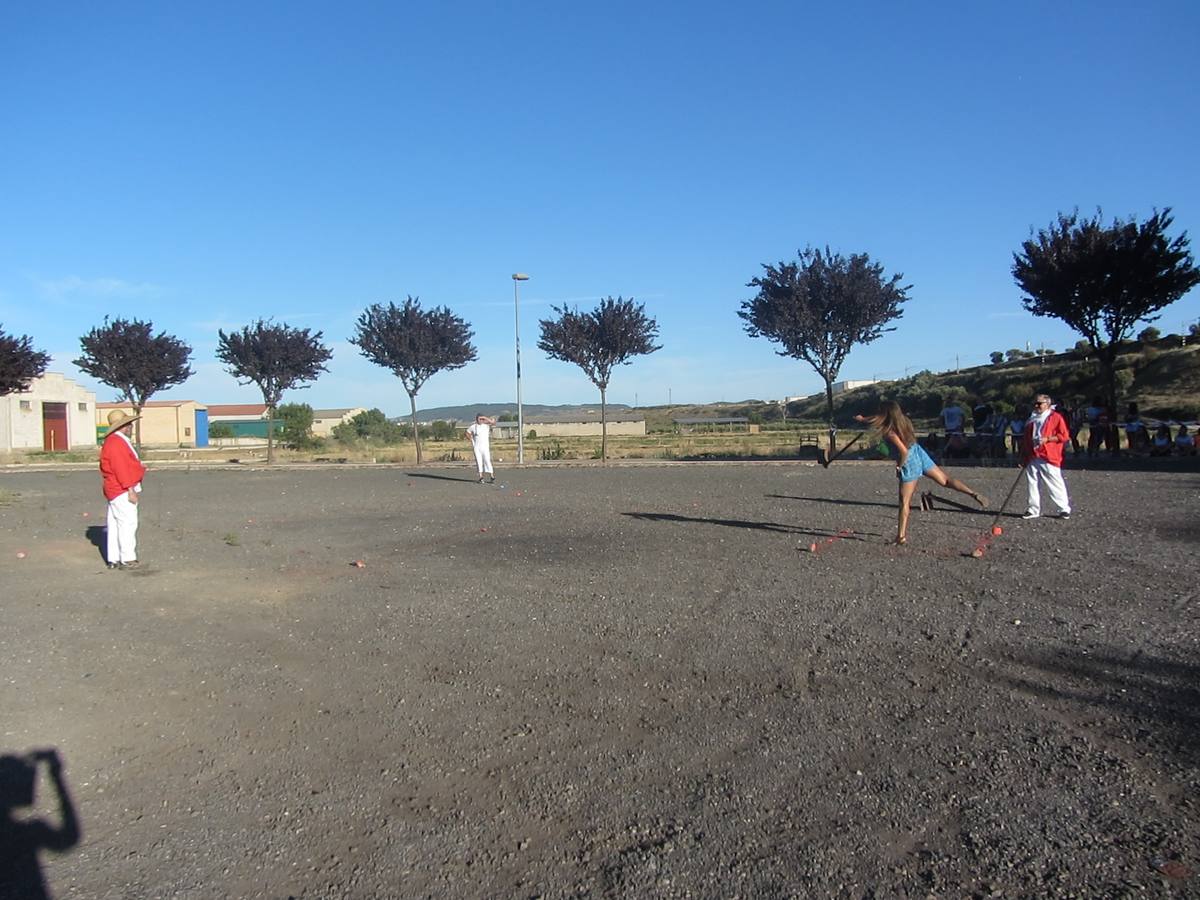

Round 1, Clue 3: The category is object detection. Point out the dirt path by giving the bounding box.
[1,463,1197,897]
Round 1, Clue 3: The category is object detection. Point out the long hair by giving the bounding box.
[864,400,916,447]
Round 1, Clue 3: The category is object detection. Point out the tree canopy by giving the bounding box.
[216,320,332,463]
[1013,208,1200,411]
[73,317,194,447]
[350,297,476,464]
[538,296,661,461]
[739,246,909,446]
[0,326,51,396]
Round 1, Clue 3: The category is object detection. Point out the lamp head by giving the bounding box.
[511,273,530,281]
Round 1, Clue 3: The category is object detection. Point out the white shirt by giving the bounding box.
[467,422,491,450]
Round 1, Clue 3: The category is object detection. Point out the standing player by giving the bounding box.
[99,409,147,569]
[1021,394,1072,520]
[856,401,988,545]
[466,414,498,484]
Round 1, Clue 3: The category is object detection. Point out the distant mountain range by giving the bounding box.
[403,402,633,423]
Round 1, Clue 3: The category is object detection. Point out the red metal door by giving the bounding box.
[42,402,68,451]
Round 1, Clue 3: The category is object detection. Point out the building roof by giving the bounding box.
[98,400,203,409]
[312,408,364,418]
[673,417,749,424]
[524,412,646,424]
[207,403,269,417]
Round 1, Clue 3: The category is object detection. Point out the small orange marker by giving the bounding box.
[992,526,1003,535]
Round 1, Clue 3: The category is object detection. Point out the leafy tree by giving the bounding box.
[497,412,517,422]
[277,402,318,449]
[1138,326,1161,343]
[1190,323,1200,338]
[216,319,332,463]
[1006,348,1025,362]
[0,326,51,396]
[331,408,405,444]
[1013,208,1200,415]
[538,296,661,462]
[74,317,193,448]
[208,423,234,439]
[350,297,476,464]
[989,351,1005,365]
[739,246,909,453]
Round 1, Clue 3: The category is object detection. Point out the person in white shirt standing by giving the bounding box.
[466,414,497,483]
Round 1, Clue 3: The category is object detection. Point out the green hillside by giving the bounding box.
[640,338,1200,430]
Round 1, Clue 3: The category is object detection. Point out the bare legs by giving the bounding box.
[896,479,918,543]
[895,467,988,544]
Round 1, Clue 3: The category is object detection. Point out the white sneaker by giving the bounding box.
[1022,511,1039,519]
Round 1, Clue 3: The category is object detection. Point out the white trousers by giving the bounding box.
[472,443,493,475]
[1025,460,1071,516]
[106,492,139,564]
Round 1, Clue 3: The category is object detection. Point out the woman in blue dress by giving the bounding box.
[855,401,988,544]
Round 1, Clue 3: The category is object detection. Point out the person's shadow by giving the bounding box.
[0,749,81,900]
[85,525,107,563]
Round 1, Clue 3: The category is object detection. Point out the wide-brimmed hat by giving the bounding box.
[106,409,141,430]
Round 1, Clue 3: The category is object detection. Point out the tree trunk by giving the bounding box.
[1098,344,1119,449]
[266,405,275,464]
[409,393,422,464]
[824,376,836,462]
[600,387,608,465]
[133,402,144,453]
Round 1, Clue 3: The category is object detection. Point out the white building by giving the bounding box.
[0,372,98,452]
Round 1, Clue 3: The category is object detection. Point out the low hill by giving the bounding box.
[411,402,633,423]
[640,339,1200,429]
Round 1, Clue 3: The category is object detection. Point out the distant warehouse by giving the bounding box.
[492,411,646,438]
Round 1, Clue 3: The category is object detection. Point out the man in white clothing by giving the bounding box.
[466,414,497,483]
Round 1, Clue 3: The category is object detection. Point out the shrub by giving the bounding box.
[1138,326,1161,342]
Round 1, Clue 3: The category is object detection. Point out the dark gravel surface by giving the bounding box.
[1,461,1198,899]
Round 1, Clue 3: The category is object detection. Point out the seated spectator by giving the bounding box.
[1151,423,1173,456]
[1124,402,1149,454]
[1176,424,1197,456]
[1085,396,1111,456]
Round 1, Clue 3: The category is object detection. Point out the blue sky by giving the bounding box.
[3,1,1198,415]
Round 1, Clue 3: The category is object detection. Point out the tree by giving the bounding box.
[1138,326,1161,343]
[277,402,317,449]
[74,317,193,448]
[1013,208,1200,416]
[1006,348,1025,362]
[538,296,661,462]
[349,297,476,464]
[989,351,1005,365]
[331,408,405,444]
[216,320,332,464]
[0,326,51,396]
[739,246,909,453]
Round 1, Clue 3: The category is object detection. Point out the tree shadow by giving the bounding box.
[404,472,478,483]
[987,644,1200,768]
[767,494,1019,517]
[84,525,106,562]
[0,748,81,900]
[621,511,879,539]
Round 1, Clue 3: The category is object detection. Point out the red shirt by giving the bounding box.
[99,431,147,500]
[1021,411,1070,467]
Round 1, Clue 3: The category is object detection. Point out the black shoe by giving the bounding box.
[1058,512,1071,520]
[487,476,495,484]
[106,562,120,570]
[477,477,485,484]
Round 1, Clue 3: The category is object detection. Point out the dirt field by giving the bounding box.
[1,461,1197,898]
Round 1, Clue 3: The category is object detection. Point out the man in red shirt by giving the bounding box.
[99,409,147,569]
[1021,393,1072,520]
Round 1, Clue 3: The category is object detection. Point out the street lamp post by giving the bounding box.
[512,273,530,465]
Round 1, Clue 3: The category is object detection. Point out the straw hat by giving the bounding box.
[106,409,141,430]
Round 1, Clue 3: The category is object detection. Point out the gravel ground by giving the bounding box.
[1,460,1197,899]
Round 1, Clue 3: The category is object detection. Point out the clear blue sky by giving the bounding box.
[3,1,1198,415]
